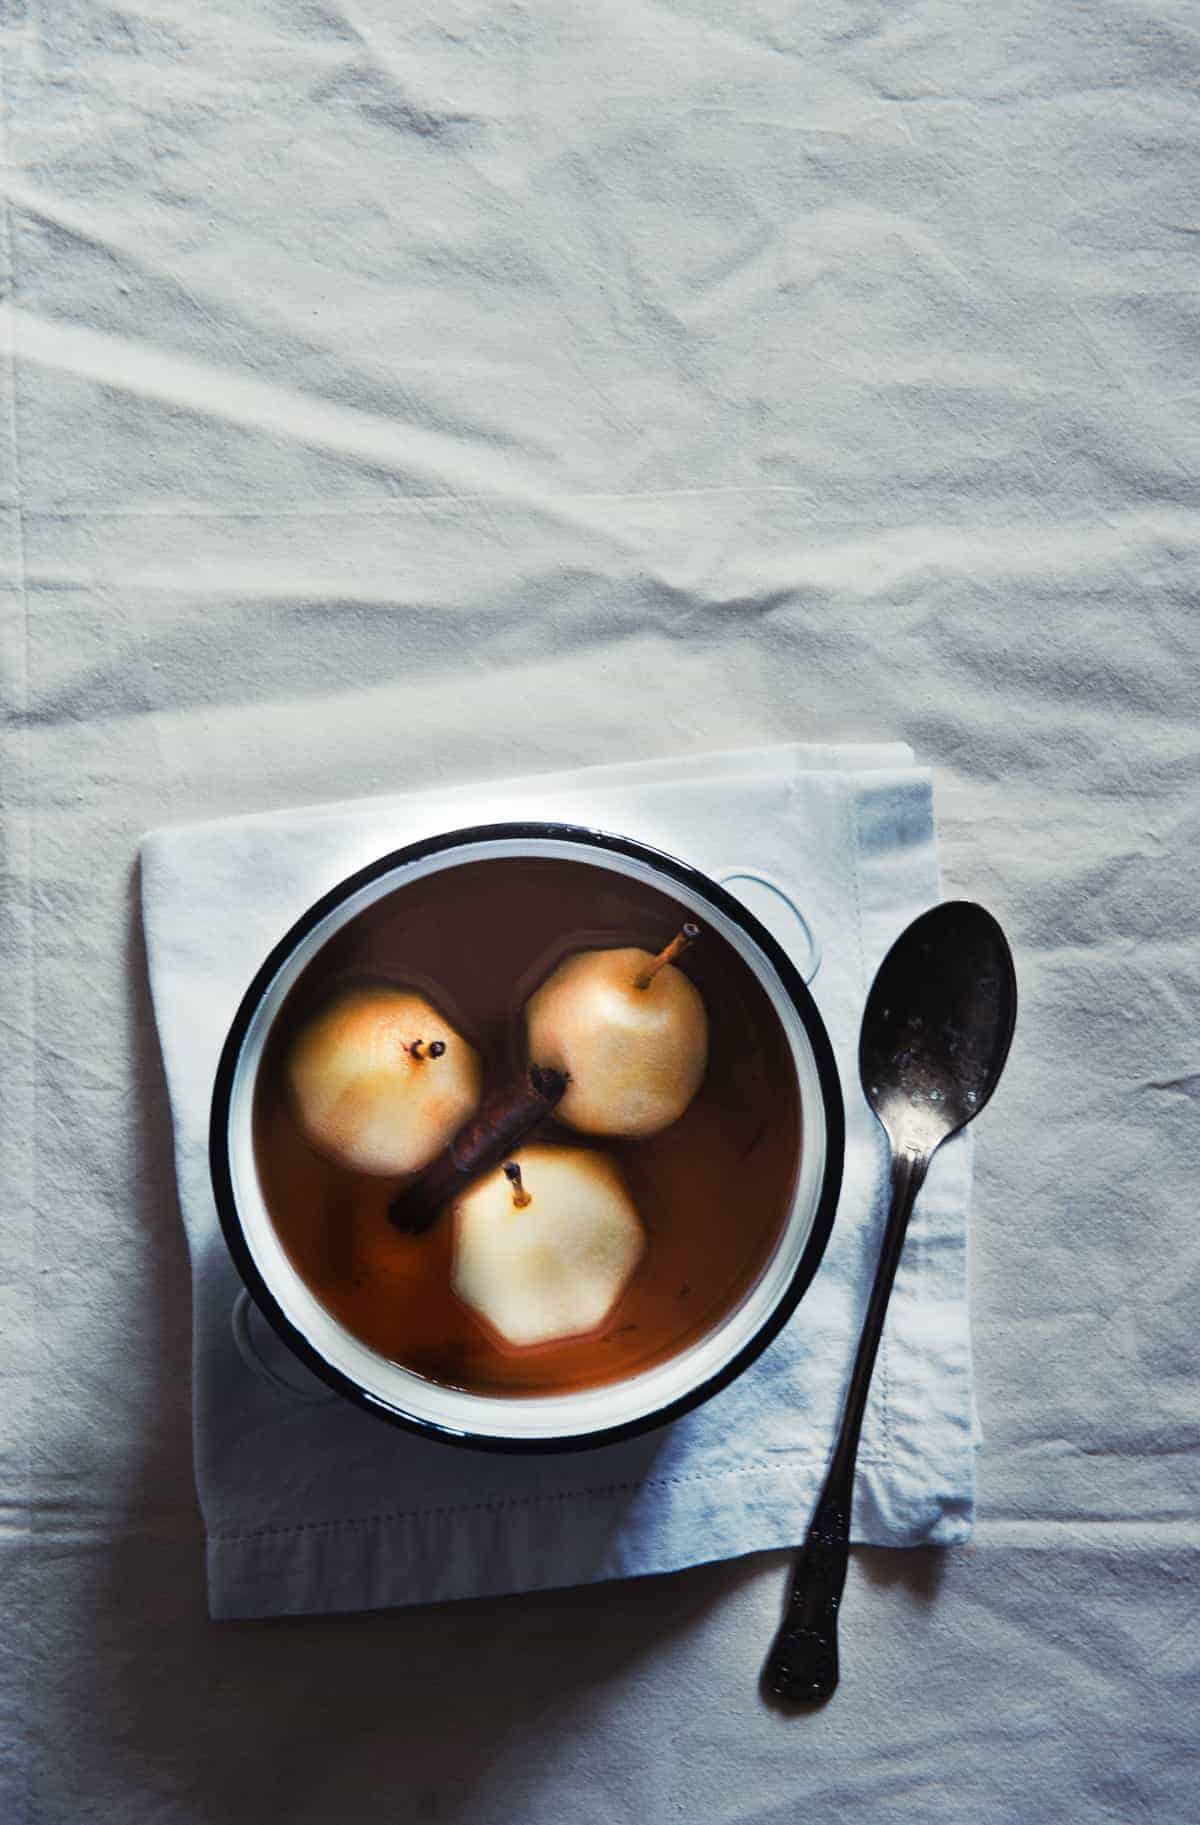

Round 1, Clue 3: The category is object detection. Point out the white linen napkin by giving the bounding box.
[141,742,977,1619]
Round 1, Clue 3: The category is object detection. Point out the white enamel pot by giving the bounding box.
[210,823,845,1452]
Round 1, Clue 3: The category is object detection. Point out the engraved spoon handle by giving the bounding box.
[765,1146,929,1702]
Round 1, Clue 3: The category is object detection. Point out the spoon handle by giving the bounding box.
[765,1146,929,1703]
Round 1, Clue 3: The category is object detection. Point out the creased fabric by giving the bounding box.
[4,1,1199,1819]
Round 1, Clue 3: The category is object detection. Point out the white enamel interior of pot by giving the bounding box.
[225,833,828,1441]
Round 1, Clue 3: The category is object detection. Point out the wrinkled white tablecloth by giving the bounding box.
[3,1,1197,1820]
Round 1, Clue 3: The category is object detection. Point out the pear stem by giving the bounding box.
[636,922,701,990]
[503,1161,531,1209]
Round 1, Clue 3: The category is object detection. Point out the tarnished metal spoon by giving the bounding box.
[765,900,1017,1703]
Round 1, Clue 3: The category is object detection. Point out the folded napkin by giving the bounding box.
[141,742,977,1619]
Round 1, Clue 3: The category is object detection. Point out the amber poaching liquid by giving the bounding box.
[253,856,801,1397]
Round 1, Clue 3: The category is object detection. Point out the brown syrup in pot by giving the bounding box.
[253,856,800,1396]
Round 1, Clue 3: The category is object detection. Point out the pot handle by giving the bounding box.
[716,869,821,986]
[231,1287,339,1406]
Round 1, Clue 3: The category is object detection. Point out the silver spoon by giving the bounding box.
[765,900,1017,1703]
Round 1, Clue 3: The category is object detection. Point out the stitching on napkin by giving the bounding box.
[849,780,892,1464]
[212,1455,890,1543]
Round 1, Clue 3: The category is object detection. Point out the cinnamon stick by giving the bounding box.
[388,1064,567,1234]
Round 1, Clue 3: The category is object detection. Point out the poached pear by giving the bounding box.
[285,986,481,1176]
[450,1145,645,1349]
[525,925,708,1137]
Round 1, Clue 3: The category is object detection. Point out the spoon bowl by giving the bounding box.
[861,900,1017,1156]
